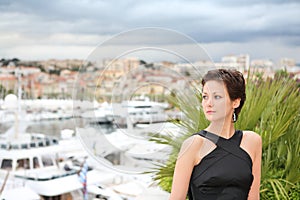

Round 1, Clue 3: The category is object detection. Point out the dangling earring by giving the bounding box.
[233,110,237,122]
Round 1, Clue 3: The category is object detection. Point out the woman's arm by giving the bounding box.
[247,132,262,200]
[169,136,202,200]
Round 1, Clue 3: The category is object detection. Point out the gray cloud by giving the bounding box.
[1,0,299,37]
[0,0,299,61]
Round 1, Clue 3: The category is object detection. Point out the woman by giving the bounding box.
[169,69,262,200]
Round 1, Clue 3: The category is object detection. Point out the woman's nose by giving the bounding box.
[206,97,213,107]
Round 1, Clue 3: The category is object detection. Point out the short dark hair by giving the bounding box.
[201,69,246,121]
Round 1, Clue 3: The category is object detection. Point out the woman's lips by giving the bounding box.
[206,111,215,114]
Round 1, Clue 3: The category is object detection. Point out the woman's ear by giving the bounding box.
[233,98,241,109]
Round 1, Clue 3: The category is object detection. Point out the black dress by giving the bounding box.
[188,130,253,200]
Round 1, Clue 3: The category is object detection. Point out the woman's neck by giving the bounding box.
[206,120,235,139]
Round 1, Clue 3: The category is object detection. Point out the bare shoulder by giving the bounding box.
[241,131,262,162]
[180,135,204,153]
[242,130,262,145]
[178,135,204,164]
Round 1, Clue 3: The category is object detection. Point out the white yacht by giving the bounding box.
[0,127,86,199]
[79,97,170,128]
[0,94,89,199]
[80,121,180,175]
[0,126,140,200]
[110,97,170,128]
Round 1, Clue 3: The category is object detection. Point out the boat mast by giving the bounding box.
[14,66,22,139]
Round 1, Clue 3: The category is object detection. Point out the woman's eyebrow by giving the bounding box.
[202,91,223,94]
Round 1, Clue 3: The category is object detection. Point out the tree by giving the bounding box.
[11,58,20,65]
[0,84,7,98]
[140,60,147,65]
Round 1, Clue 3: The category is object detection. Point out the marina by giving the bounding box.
[0,97,177,200]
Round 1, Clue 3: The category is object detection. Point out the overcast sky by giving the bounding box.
[0,0,299,64]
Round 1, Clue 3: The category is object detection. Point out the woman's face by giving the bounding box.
[202,80,235,122]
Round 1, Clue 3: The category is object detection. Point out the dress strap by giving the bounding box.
[196,130,252,168]
[196,130,219,144]
[231,130,243,145]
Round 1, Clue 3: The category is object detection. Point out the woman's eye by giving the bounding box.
[215,95,221,99]
[202,95,208,99]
